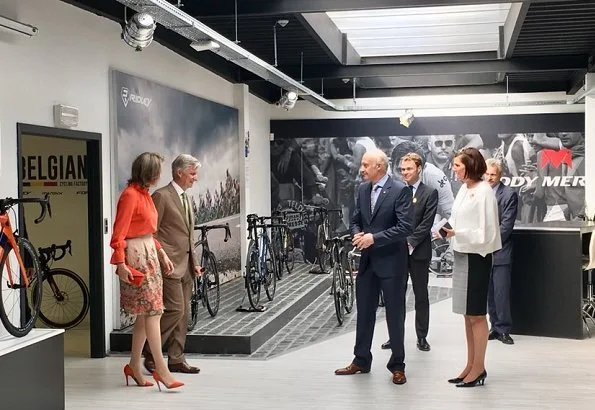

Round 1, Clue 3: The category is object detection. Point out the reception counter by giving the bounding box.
[511,221,595,339]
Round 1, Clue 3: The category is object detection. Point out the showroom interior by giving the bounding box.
[1,0,595,408]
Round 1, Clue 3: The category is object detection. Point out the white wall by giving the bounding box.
[0,0,271,345]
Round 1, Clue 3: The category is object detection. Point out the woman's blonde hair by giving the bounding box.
[128,152,164,188]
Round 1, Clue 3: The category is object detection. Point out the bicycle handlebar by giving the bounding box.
[194,223,232,242]
[0,193,52,224]
[38,240,72,264]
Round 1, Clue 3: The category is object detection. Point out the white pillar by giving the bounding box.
[585,73,595,220]
[234,84,250,264]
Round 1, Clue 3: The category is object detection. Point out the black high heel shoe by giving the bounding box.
[456,370,487,388]
[448,376,464,384]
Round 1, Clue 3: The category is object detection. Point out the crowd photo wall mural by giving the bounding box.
[269,114,586,268]
[111,69,240,328]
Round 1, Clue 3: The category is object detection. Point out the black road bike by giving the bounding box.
[34,240,90,329]
[187,223,231,331]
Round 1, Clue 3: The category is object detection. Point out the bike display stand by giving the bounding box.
[235,294,267,313]
[308,259,329,274]
[0,329,65,409]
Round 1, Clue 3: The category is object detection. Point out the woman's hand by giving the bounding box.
[159,249,175,276]
[442,226,455,239]
[116,264,133,284]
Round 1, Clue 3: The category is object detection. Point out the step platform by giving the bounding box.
[0,328,65,410]
[110,263,331,354]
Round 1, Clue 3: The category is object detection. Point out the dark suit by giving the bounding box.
[350,176,414,373]
[488,182,519,334]
[407,183,438,339]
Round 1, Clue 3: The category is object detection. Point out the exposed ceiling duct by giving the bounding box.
[113,0,572,111]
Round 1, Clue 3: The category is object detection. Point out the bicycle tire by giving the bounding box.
[34,268,89,329]
[271,228,284,281]
[0,238,43,337]
[284,227,295,274]
[332,260,344,326]
[264,244,277,302]
[429,239,454,277]
[187,277,199,331]
[341,249,354,314]
[245,240,261,309]
[203,251,220,317]
[316,225,330,272]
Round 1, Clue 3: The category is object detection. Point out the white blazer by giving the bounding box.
[449,181,502,257]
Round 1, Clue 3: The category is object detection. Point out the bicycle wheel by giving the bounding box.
[245,240,261,309]
[271,228,284,280]
[34,269,89,329]
[203,252,220,317]
[341,249,354,314]
[284,227,295,274]
[187,277,199,331]
[264,244,277,301]
[316,225,330,272]
[429,238,454,277]
[0,238,42,337]
[332,260,344,326]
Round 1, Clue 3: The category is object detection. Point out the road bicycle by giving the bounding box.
[187,223,231,331]
[34,240,90,329]
[244,214,280,310]
[270,210,300,279]
[0,194,51,337]
[307,206,342,273]
[327,233,354,326]
[429,236,454,277]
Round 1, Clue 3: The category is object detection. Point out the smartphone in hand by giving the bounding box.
[438,222,452,238]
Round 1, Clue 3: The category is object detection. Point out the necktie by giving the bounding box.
[181,192,190,226]
[408,185,414,196]
[371,185,382,212]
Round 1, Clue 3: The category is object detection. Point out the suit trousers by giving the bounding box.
[408,258,430,339]
[353,267,407,373]
[488,264,512,334]
[160,273,193,364]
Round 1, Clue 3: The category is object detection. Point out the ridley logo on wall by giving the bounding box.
[539,148,572,169]
[121,87,152,108]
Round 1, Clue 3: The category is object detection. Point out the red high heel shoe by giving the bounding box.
[152,371,184,391]
[124,364,154,387]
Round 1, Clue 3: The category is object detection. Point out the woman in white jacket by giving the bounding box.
[442,147,501,388]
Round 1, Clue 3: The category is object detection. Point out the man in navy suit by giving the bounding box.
[381,152,438,352]
[485,159,519,345]
[335,149,414,385]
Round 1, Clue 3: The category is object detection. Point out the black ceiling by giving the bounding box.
[60,0,595,103]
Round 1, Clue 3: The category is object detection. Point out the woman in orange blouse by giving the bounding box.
[111,152,183,391]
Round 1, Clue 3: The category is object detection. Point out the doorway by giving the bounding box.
[17,123,105,358]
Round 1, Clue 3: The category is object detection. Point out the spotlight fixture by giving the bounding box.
[122,12,156,51]
[273,19,289,67]
[190,39,220,52]
[399,111,415,128]
[0,15,38,37]
[277,91,298,110]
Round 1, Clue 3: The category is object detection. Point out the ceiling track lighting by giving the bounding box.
[121,10,156,51]
[399,110,415,128]
[277,90,298,110]
[190,39,220,52]
[0,15,38,37]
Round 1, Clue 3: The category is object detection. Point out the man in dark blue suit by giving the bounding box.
[485,159,519,345]
[335,149,414,385]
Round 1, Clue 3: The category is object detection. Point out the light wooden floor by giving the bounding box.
[65,285,595,410]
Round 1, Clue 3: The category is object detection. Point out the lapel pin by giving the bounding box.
[412,198,417,203]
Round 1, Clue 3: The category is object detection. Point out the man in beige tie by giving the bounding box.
[144,154,202,374]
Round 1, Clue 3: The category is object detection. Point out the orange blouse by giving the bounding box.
[110,184,161,265]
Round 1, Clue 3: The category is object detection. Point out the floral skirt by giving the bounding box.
[120,235,164,316]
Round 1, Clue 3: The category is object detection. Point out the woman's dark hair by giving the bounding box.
[128,152,164,188]
[455,147,486,182]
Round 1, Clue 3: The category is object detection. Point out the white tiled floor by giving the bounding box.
[64,278,595,409]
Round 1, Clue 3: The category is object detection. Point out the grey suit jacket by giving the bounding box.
[152,183,198,279]
[493,182,519,266]
[408,183,439,262]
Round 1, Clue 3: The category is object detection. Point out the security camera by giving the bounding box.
[399,112,415,128]
[276,19,289,28]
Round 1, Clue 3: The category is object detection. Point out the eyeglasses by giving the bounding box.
[433,140,454,148]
